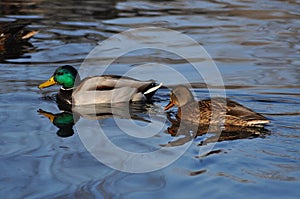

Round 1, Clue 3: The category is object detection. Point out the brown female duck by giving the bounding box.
[164,86,269,127]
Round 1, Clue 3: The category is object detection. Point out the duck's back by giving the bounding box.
[72,76,159,105]
[224,99,269,126]
[198,98,269,126]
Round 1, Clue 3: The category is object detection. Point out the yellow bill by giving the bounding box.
[38,76,57,89]
[38,109,55,123]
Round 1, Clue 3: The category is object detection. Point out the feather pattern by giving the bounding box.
[0,21,37,45]
[165,86,269,127]
[39,65,162,107]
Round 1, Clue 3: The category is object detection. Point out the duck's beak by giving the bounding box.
[38,76,57,89]
[164,101,174,111]
[38,109,55,123]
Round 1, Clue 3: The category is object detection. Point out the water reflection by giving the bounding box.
[0,0,40,15]
[164,111,270,147]
[0,42,35,61]
[38,102,152,137]
[38,98,269,147]
[0,0,118,19]
[38,109,75,137]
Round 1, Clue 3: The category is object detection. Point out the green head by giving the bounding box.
[39,65,80,89]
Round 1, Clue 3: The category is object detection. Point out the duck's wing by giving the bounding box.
[73,86,138,105]
[225,99,269,125]
[77,76,155,91]
[75,76,161,101]
[72,76,161,105]
[100,75,160,94]
[198,98,269,126]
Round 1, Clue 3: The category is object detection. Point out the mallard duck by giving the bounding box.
[0,21,38,46]
[164,86,269,127]
[38,65,162,106]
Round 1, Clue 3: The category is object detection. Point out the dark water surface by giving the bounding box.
[0,0,300,198]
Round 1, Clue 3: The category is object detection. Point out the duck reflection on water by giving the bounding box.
[164,112,269,147]
[38,109,75,137]
[38,102,154,138]
[38,104,269,145]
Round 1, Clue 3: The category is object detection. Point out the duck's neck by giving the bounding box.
[177,107,182,118]
[61,86,74,91]
[57,87,73,106]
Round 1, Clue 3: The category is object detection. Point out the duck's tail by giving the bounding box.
[246,119,270,126]
[144,83,163,100]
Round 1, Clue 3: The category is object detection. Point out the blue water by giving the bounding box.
[0,0,299,198]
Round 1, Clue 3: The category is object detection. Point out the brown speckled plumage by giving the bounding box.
[165,86,269,127]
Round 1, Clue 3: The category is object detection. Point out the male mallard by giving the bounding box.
[0,21,38,46]
[164,86,269,127]
[38,65,162,106]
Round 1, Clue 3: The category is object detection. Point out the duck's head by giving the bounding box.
[38,65,79,89]
[164,85,195,111]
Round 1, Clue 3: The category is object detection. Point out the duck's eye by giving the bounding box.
[57,72,63,76]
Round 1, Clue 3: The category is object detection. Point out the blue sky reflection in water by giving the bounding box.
[0,0,299,198]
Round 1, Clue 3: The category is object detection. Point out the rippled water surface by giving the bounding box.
[0,0,300,198]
